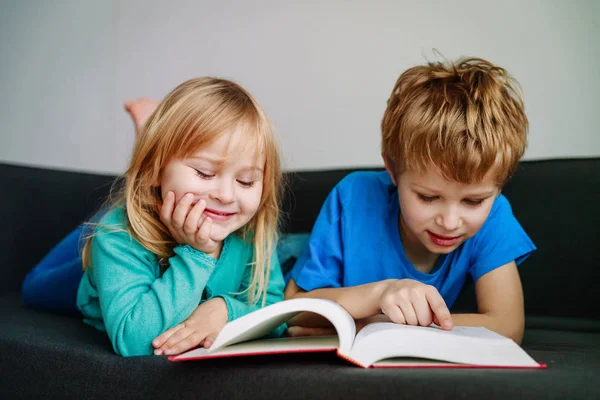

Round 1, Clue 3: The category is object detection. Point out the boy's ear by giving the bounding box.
[382,153,398,186]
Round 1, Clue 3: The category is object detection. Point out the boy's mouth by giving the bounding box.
[427,231,461,247]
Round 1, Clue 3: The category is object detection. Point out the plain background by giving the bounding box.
[1,0,599,174]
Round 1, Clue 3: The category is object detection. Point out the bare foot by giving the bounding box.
[124,97,159,137]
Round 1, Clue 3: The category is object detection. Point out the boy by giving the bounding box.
[284,57,536,344]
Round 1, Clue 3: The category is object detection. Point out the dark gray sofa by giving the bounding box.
[1,159,599,399]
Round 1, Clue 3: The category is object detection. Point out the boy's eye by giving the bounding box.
[417,194,438,202]
[194,169,214,179]
[463,198,483,206]
[237,180,255,188]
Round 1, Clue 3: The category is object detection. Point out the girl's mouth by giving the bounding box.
[204,208,235,221]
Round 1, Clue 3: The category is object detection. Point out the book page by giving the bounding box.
[347,322,539,368]
[173,336,339,361]
[208,298,357,354]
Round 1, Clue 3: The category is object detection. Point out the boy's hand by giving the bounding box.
[159,192,221,259]
[153,297,228,356]
[378,279,453,330]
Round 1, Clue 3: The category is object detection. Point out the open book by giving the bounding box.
[170,298,545,369]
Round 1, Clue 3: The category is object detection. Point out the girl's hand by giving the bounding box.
[378,279,454,330]
[159,191,221,258]
[153,297,229,356]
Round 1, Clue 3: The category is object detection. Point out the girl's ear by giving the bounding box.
[382,153,398,186]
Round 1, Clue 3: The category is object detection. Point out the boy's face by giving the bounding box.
[387,163,500,258]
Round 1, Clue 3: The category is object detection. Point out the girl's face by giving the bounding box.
[391,166,500,267]
[159,127,265,242]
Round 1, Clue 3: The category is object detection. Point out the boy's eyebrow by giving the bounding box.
[412,184,496,197]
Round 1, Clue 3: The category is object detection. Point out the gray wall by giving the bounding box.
[1,0,599,174]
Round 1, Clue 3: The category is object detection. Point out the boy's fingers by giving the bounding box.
[381,305,406,325]
[397,299,418,326]
[412,294,434,326]
[426,290,453,330]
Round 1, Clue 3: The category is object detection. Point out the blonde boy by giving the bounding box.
[285,58,535,343]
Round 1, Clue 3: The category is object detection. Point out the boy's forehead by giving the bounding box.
[403,166,500,189]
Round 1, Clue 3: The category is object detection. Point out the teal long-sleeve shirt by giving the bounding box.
[76,206,286,356]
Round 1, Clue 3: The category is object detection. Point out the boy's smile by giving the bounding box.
[390,166,500,271]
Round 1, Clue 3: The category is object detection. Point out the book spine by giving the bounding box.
[336,350,368,369]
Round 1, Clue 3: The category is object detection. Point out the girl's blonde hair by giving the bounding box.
[381,57,528,185]
[83,77,283,305]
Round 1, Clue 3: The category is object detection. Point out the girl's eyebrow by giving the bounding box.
[189,156,263,173]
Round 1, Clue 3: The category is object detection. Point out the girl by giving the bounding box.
[25,78,287,357]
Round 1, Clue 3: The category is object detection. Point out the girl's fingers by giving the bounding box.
[153,323,185,350]
[184,199,206,234]
[172,193,193,228]
[162,324,195,350]
[202,333,218,348]
[196,216,212,243]
[159,191,175,225]
[163,332,206,355]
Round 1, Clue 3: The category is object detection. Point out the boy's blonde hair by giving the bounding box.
[381,57,528,185]
[83,77,283,305]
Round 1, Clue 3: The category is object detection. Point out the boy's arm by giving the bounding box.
[451,261,525,343]
[284,278,386,327]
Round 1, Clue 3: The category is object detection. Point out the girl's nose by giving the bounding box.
[210,179,235,204]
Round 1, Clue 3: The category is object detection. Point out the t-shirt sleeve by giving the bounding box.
[289,185,344,291]
[469,195,536,281]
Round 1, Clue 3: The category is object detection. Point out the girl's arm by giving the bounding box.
[450,261,525,343]
[218,250,286,326]
[87,227,217,356]
[152,248,288,356]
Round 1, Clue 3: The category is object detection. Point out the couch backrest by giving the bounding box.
[2,159,599,321]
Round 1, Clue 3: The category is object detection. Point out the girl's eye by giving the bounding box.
[237,180,255,188]
[194,169,214,179]
[464,198,483,206]
[418,194,438,202]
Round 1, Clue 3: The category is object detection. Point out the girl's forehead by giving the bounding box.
[189,130,265,169]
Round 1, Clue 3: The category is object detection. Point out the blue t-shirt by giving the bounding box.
[290,171,536,309]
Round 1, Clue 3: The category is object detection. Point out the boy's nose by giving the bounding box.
[436,207,462,231]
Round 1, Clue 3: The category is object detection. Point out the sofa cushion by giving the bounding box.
[1,292,599,399]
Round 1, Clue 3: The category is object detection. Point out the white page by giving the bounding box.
[347,323,539,368]
[174,336,340,361]
[208,298,357,354]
